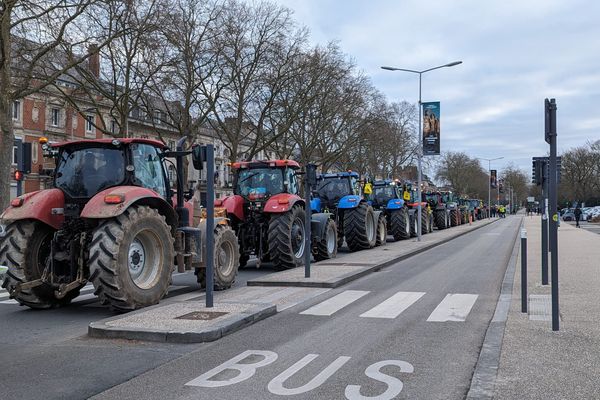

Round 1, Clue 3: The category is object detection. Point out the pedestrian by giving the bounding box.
[574,205,582,228]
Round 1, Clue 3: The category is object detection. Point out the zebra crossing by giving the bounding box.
[298,289,479,322]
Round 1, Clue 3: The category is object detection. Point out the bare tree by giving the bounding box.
[0,0,122,209]
[199,0,308,162]
[436,151,488,198]
[559,140,600,205]
[499,163,529,206]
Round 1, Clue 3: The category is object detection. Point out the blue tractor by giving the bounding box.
[311,172,386,252]
[365,180,411,241]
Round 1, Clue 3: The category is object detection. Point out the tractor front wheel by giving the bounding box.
[314,219,338,261]
[1,221,80,308]
[375,214,387,246]
[88,206,174,312]
[268,205,306,270]
[196,225,240,290]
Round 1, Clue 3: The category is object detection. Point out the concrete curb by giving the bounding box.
[248,218,499,289]
[466,216,523,399]
[88,302,277,344]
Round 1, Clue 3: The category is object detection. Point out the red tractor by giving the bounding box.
[0,137,238,311]
[216,160,335,270]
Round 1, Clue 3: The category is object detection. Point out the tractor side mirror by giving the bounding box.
[192,145,205,170]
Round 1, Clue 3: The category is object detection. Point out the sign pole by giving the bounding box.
[545,98,559,331]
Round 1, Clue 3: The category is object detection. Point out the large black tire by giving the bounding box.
[196,225,240,290]
[268,205,306,270]
[421,210,429,235]
[88,206,175,312]
[336,217,345,249]
[375,213,387,246]
[313,219,338,261]
[434,210,447,230]
[0,221,80,308]
[390,209,410,241]
[409,212,418,237]
[344,203,376,252]
[450,209,459,227]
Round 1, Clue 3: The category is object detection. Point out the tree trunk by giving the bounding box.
[0,95,12,211]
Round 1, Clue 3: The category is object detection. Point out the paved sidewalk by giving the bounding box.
[494,216,600,399]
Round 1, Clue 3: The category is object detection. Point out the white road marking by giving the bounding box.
[426,294,478,322]
[300,290,370,316]
[360,291,425,319]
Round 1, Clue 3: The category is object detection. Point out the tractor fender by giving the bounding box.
[310,212,331,242]
[80,186,178,229]
[310,197,322,213]
[217,195,245,221]
[337,195,362,209]
[263,193,304,214]
[386,198,405,210]
[0,188,65,230]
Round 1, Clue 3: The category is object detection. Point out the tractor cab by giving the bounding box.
[368,180,403,209]
[314,171,360,211]
[233,160,300,203]
[49,138,170,205]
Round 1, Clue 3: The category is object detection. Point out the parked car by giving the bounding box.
[562,210,576,221]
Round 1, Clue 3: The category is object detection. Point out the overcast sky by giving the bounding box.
[273,0,599,177]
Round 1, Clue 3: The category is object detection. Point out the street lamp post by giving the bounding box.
[477,157,503,218]
[381,61,462,241]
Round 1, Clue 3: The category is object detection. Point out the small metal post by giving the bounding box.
[541,179,549,285]
[521,228,527,313]
[205,144,215,308]
[546,98,559,331]
[304,164,317,278]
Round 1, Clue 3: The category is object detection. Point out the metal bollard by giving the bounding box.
[521,228,527,313]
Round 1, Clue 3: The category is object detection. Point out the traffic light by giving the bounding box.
[13,170,24,181]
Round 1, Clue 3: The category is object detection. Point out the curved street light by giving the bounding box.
[381,61,462,241]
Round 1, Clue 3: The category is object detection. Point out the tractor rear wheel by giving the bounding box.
[344,203,376,252]
[88,206,174,312]
[314,219,337,261]
[375,214,387,246]
[0,221,80,308]
[409,212,418,237]
[268,205,306,270]
[196,225,239,290]
[390,209,410,240]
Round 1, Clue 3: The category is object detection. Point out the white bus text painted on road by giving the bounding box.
[185,350,413,400]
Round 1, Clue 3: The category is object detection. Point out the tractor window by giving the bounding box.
[55,146,125,198]
[235,168,284,199]
[285,168,299,194]
[316,177,351,204]
[371,186,396,206]
[131,143,166,198]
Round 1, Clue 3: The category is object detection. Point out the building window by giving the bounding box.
[168,140,176,150]
[12,100,20,121]
[154,110,161,125]
[85,115,94,131]
[110,119,117,135]
[51,107,60,127]
[32,142,38,164]
[12,144,18,165]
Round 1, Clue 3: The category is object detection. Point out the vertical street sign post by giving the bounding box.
[545,98,559,331]
[205,144,215,308]
[541,160,549,285]
[304,164,317,278]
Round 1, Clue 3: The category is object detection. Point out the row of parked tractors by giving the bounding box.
[0,137,487,312]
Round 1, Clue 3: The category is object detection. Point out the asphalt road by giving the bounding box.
[83,216,521,400]
[0,265,272,400]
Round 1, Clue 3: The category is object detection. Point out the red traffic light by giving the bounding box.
[13,170,24,181]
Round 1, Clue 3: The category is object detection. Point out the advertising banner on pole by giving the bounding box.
[490,169,498,188]
[422,101,440,155]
